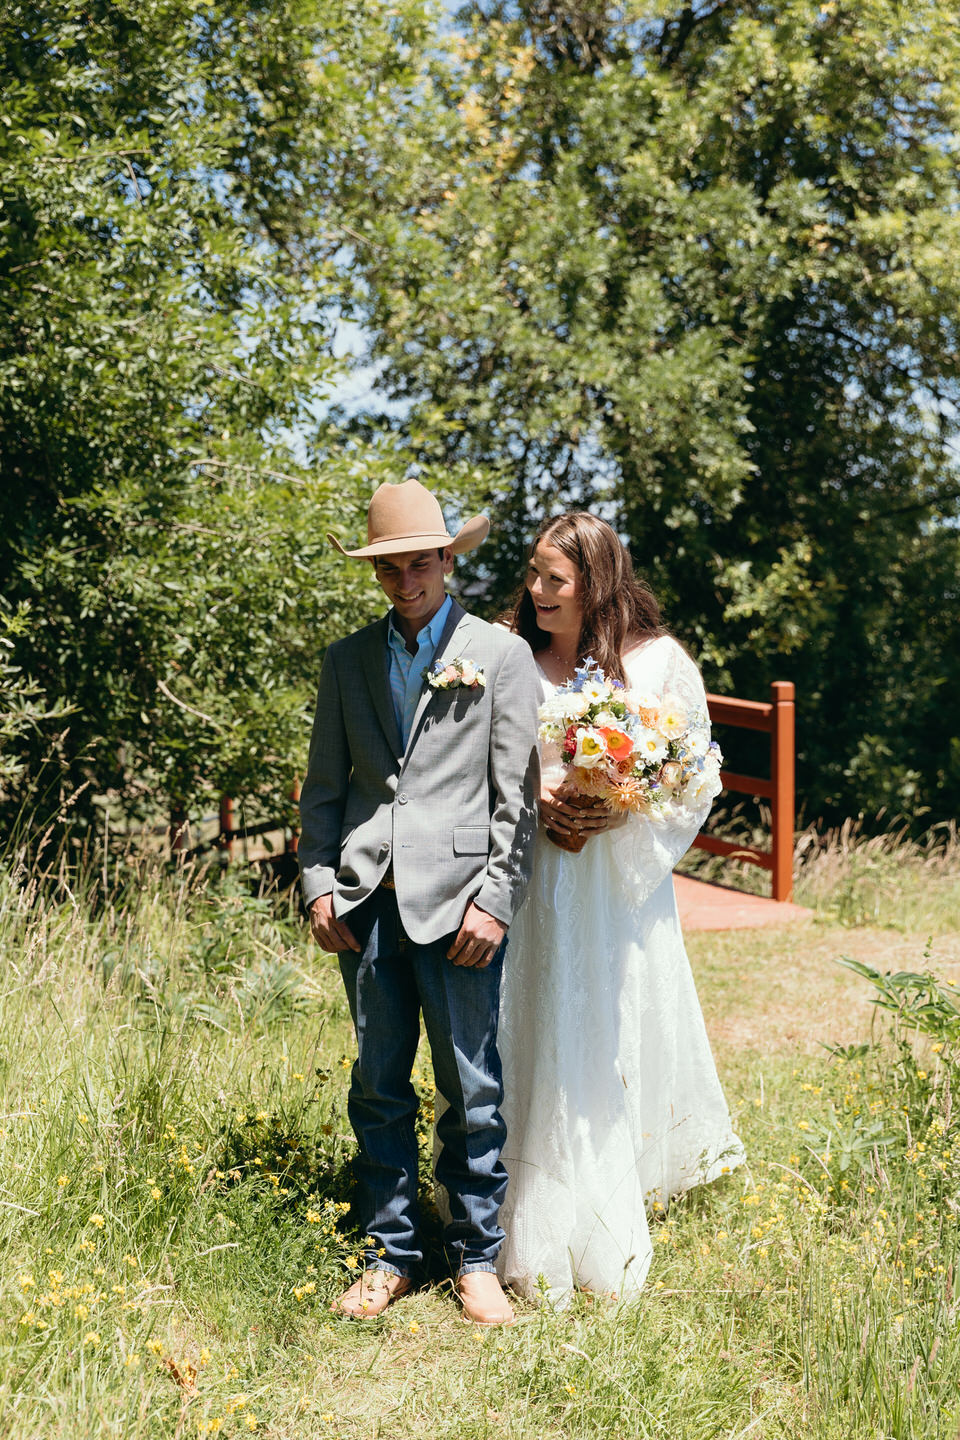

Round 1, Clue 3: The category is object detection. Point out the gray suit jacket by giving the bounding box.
[298,598,541,944]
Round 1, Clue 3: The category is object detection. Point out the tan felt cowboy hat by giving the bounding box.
[328,478,489,558]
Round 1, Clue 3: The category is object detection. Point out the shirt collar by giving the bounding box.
[388,592,453,654]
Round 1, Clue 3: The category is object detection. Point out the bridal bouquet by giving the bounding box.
[537,658,723,851]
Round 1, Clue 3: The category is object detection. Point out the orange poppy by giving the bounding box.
[598,727,633,763]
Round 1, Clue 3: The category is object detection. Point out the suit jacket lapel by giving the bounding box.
[402,599,469,762]
[362,615,403,756]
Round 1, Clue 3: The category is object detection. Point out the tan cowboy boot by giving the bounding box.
[456,1272,515,1326]
[333,1270,412,1319]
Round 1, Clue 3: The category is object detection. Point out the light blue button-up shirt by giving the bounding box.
[387,594,452,749]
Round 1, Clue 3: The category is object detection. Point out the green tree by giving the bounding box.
[0,0,448,831]
[344,0,960,825]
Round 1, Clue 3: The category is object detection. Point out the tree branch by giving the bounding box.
[156,678,223,730]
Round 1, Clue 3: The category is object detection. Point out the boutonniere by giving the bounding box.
[427,656,486,690]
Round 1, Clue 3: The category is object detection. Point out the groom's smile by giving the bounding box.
[374,547,454,648]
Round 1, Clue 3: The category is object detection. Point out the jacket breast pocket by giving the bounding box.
[453,826,489,856]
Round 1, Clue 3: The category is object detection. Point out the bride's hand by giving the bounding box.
[540,784,625,841]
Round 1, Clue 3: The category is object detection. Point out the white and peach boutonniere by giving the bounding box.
[427,656,486,690]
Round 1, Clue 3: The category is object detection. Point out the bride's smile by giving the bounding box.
[525,543,582,643]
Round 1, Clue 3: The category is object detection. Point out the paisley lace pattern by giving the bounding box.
[496,635,746,1305]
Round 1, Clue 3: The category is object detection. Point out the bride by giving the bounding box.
[496,511,745,1305]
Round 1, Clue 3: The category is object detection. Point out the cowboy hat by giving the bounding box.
[327,479,489,558]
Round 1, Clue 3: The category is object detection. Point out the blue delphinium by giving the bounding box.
[569,656,602,693]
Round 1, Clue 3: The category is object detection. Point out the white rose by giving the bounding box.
[683,755,723,804]
[564,691,593,719]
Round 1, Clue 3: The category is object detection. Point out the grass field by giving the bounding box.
[1,833,959,1439]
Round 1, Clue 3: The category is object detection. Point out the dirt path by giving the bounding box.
[688,918,960,1057]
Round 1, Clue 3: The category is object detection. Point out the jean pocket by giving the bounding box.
[452,826,489,856]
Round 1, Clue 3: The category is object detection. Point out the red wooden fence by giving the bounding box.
[695,680,796,902]
[171,684,796,901]
[169,787,300,861]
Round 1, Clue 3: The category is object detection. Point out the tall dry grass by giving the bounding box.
[679,808,960,932]
[794,817,960,930]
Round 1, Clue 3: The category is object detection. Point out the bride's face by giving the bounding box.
[526,542,583,638]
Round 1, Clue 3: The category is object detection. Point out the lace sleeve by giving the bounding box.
[607,636,719,913]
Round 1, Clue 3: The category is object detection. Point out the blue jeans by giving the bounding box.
[338,886,507,1279]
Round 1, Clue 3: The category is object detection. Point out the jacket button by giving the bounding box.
[397,792,408,805]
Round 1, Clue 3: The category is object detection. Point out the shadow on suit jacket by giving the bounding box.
[298,598,541,945]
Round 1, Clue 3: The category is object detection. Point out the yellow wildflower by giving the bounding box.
[83,1331,101,1347]
[89,1214,105,1229]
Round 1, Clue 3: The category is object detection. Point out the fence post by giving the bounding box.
[218,795,234,860]
[770,681,796,902]
[169,807,188,857]
[286,781,300,855]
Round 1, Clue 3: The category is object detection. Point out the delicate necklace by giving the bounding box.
[546,645,578,677]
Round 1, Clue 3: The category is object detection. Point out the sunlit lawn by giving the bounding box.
[1,844,958,1438]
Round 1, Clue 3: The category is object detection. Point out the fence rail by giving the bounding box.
[169,788,300,862]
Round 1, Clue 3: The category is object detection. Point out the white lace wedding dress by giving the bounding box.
[496,634,746,1305]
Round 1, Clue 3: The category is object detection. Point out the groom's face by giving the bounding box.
[373,547,454,633]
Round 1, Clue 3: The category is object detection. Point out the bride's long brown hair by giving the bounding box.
[510,512,666,685]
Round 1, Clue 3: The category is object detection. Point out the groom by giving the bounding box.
[299,478,540,1325]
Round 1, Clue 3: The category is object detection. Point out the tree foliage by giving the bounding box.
[0,0,447,829]
[345,0,960,825]
[5,0,959,835]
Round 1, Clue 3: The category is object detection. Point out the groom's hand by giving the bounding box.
[309,894,360,954]
[447,902,507,969]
